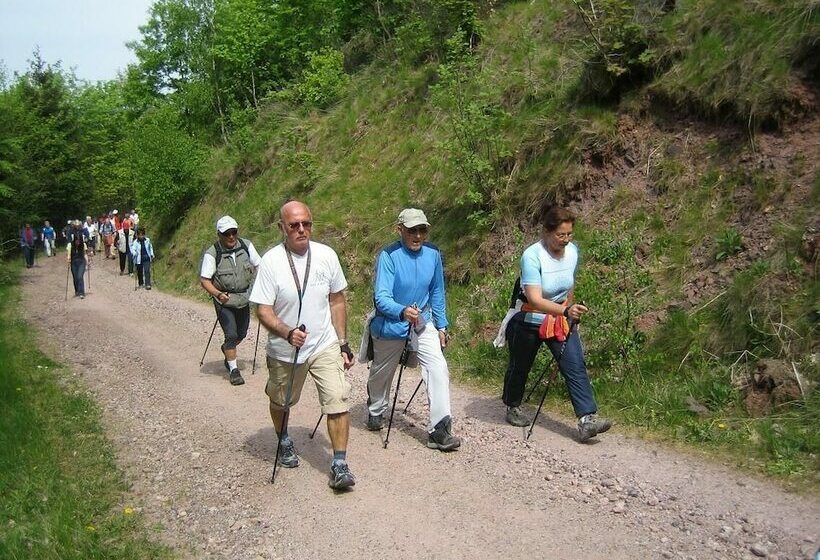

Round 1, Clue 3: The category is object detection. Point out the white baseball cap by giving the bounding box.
[216,215,239,233]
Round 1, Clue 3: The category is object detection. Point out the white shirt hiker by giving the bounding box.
[249,241,347,364]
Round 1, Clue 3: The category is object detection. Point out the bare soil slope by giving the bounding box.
[21,256,819,560]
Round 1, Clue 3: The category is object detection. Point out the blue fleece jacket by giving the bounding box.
[370,240,449,340]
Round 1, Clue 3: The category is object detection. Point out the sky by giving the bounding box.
[0,0,155,83]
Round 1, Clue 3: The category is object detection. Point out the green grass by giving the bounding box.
[0,263,174,560]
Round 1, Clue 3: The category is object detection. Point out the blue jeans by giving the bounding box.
[137,259,152,286]
[22,246,35,267]
[71,258,86,296]
[502,312,597,417]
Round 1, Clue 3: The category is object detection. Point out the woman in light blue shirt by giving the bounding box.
[502,207,611,442]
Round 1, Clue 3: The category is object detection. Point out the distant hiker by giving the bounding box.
[500,207,611,442]
[365,208,461,451]
[20,223,37,268]
[84,216,98,255]
[67,220,88,299]
[131,227,155,290]
[249,201,356,489]
[100,215,115,259]
[200,215,262,386]
[130,209,139,230]
[41,220,56,257]
[61,220,72,246]
[116,222,134,275]
[112,209,121,232]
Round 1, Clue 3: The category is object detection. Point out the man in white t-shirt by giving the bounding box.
[200,215,262,386]
[249,200,356,490]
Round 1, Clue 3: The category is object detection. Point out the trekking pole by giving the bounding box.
[64,262,70,301]
[251,321,261,375]
[271,324,306,484]
[526,320,576,441]
[524,357,554,402]
[87,256,92,292]
[199,318,219,367]
[383,327,414,449]
[402,379,424,414]
[308,413,323,440]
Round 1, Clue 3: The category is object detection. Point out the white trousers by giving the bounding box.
[44,238,55,257]
[367,322,452,433]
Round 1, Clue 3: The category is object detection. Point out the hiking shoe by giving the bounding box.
[427,416,461,452]
[578,414,612,442]
[278,439,299,468]
[366,414,384,431]
[229,368,245,386]
[505,406,530,427]
[79,294,85,300]
[146,285,152,290]
[328,461,356,489]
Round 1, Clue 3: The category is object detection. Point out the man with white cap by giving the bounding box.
[365,208,461,451]
[200,215,262,386]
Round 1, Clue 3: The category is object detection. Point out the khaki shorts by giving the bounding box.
[266,343,351,415]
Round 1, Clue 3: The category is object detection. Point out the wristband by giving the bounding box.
[340,343,353,361]
[563,305,572,318]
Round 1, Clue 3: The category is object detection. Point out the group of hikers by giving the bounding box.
[20,209,155,299]
[200,200,611,491]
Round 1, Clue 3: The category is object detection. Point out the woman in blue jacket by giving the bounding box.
[130,227,155,290]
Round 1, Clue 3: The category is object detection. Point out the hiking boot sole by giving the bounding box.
[329,475,356,489]
[426,439,461,452]
[505,414,530,427]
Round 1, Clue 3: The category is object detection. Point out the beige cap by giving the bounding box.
[397,208,430,228]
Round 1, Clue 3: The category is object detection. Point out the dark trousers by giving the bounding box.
[22,246,35,267]
[502,312,597,417]
[119,251,134,274]
[71,258,86,295]
[137,260,152,287]
[213,301,250,350]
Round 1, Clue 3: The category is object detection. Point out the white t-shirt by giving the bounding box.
[249,241,347,364]
[199,240,263,278]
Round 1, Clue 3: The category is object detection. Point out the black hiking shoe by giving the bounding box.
[328,461,355,490]
[229,368,245,386]
[578,414,612,442]
[427,416,461,452]
[366,414,384,431]
[278,439,299,468]
[505,406,530,427]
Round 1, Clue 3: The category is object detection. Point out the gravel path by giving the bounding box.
[21,256,819,560]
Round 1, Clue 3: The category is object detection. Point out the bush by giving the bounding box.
[294,49,350,109]
[124,106,208,236]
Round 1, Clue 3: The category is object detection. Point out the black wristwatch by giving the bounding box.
[563,305,573,318]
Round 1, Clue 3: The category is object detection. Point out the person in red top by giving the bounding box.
[20,223,37,268]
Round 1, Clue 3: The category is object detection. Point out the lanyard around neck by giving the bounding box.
[284,243,311,319]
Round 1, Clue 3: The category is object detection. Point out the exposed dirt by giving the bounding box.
[21,256,820,560]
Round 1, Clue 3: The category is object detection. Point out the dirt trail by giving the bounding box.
[21,256,819,560]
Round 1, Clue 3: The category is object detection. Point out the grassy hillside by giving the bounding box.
[154,0,818,486]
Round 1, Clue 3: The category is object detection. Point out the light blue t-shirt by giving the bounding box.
[520,240,578,325]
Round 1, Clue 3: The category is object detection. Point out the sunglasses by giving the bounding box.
[284,221,313,231]
[220,229,238,237]
[405,225,429,235]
